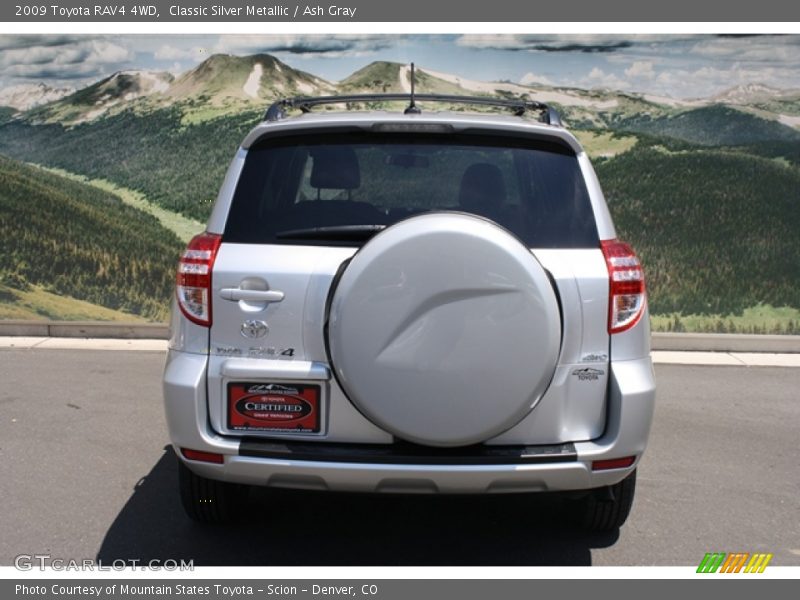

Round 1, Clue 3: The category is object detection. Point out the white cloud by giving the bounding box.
[520,71,556,86]
[456,34,633,52]
[154,45,210,61]
[689,36,800,63]
[624,61,655,80]
[212,34,396,58]
[86,40,131,63]
[0,35,82,52]
[0,38,132,80]
[652,64,800,98]
[456,34,700,53]
[582,67,629,91]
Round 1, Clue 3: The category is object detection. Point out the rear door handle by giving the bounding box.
[220,288,285,303]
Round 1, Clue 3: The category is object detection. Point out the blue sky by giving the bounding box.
[1,34,799,98]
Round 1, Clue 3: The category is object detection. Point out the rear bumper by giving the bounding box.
[163,350,655,493]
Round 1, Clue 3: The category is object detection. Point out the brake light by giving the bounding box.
[601,239,646,334]
[176,232,222,327]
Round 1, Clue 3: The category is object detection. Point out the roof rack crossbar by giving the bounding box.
[263,93,559,125]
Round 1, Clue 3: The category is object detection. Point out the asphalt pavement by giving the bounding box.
[0,347,798,567]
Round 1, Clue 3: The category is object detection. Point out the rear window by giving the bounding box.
[224,132,598,248]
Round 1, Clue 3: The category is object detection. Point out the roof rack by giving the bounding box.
[263,93,563,126]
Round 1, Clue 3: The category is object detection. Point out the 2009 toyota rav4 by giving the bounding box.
[163,91,656,531]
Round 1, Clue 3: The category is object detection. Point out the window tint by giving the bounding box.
[224,132,599,248]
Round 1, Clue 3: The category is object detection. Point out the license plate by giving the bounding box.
[227,382,321,433]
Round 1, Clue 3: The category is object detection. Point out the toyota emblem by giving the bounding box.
[241,320,268,339]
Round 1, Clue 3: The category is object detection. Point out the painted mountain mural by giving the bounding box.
[1,52,798,332]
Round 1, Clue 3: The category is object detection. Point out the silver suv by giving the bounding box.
[163,90,655,532]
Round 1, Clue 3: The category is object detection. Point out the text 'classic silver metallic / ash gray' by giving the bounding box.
[163,93,655,531]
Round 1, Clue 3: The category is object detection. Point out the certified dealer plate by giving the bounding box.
[227,382,321,433]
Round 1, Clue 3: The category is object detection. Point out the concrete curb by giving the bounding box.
[0,320,169,339]
[0,321,799,353]
[651,332,800,353]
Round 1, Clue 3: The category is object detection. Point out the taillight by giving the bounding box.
[176,232,222,327]
[601,239,646,334]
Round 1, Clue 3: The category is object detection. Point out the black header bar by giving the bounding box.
[3,0,800,22]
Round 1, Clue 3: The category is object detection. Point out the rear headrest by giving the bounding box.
[458,162,506,212]
[310,147,361,190]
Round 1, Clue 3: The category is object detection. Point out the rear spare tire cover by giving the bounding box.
[327,213,561,447]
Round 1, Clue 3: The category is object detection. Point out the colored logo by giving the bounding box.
[696,552,773,573]
[235,394,313,422]
[227,381,321,433]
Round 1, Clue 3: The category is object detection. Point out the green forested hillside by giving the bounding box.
[1,110,799,323]
[618,105,800,146]
[597,145,800,315]
[0,156,184,320]
[728,140,800,168]
[0,106,15,124]
[0,107,260,220]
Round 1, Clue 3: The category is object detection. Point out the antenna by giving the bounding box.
[404,63,421,115]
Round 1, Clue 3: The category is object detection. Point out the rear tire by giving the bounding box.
[579,469,637,532]
[178,460,248,524]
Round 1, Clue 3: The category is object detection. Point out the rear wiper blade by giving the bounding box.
[275,224,387,241]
